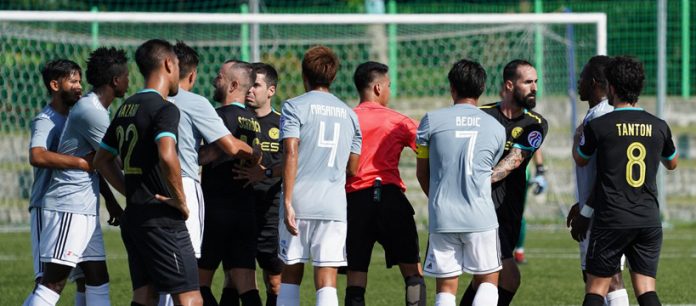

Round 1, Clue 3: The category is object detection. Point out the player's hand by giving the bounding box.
[232,164,266,188]
[566,202,580,228]
[570,214,590,242]
[155,194,189,220]
[530,174,547,194]
[284,205,299,236]
[105,198,123,226]
[250,145,263,166]
[82,151,96,172]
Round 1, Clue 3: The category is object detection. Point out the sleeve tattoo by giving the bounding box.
[491,148,530,183]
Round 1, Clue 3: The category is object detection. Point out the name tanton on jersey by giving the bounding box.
[616,123,652,137]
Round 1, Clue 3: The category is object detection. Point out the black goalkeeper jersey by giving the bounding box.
[200,103,259,208]
[253,109,282,193]
[101,89,183,227]
[577,107,676,229]
[480,102,549,221]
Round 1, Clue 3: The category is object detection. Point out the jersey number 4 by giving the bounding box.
[317,121,340,167]
[455,130,478,176]
[626,142,646,187]
[116,124,143,174]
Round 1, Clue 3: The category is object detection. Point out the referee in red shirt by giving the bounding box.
[344,61,425,306]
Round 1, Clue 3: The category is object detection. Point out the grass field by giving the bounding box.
[1,224,695,305]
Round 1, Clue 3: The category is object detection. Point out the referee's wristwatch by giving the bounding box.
[264,168,273,178]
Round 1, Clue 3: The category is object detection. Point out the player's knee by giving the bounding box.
[608,273,625,291]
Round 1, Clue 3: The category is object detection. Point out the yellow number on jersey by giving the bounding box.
[626,142,646,187]
[116,124,142,175]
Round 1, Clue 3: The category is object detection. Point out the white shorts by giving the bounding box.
[30,207,44,279]
[580,227,625,271]
[39,210,105,267]
[183,177,205,258]
[278,219,347,267]
[424,229,502,278]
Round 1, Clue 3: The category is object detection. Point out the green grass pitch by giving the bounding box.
[1,224,694,305]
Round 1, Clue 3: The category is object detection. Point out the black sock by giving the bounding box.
[582,293,605,306]
[345,286,366,306]
[497,288,515,306]
[637,291,661,306]
[201,286,219,306]
[459,282,476,306]
[220,287,239,306]
[240,289,262,306]
[131,302,147,306]
[265,291,277,306]
[405,276,426,306]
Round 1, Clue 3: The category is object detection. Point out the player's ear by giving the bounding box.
[504,79,513,92]
[268,85,276,97]
[49,79,60,92]
[188,68,197,85]
[230,80,238,93]
[374,82,382,97]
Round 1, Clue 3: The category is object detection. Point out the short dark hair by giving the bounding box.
[605,56,644,103]
[251,62,278,87]
[174,40,199,80]
[353,61,388,92]
[583,55,613,91]
[302,45,339,88]
[86,47,128,88]
[135,39,175,78]
[503,59,533,82]
[224,59,255,93]
[41,59,81,93]
[448,59,487,99]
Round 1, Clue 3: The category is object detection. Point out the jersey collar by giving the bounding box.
[138,88,159,94]
[614,107,644,111]
[231,102,246,109]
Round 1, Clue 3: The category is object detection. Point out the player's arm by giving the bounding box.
[99,174,123,226]
[573,124,596,167]
[156,136,189,219]
[30,147,93,171]
[661,125,679,170]
[214,134,259,163]
[491,148,530,183]
[662,154,678,170]
[415,114,430,195]
[346,153,360,177]
[281,137,299,236]
[94,147,126,196]
[416,155,429,196]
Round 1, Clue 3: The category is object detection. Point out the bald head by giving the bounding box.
[213,60,255,104]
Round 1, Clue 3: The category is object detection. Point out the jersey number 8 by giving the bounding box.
[626,142,646,188]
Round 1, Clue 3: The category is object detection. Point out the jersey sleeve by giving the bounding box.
[512,123,545,152]
[400,117,418,152]
[153,103,180,143]
[29,114,53,149]
[194,98,230,143]
[100,122,119,156]
[415,113,430,158]
[350,110,362,155]
[661,123,677,160]
[280,101,301,139]
[493,122,507,162]
[80,109,111,151]
[577,122,597,160]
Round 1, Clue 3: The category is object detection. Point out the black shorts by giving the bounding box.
[199,199,257,271]
[120,212,199,294]
[346,185,420,272]
[586,227,662,278]
[254,189,283,274]
[496,206,521,260]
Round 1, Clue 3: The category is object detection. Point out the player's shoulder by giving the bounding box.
[33,105,58,122]
[524,108,546,125]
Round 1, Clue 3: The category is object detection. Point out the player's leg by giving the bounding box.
[625,227,662,306]
[311,220,347,306]
[221,207,261,306]
[381,186,425,306]
[277,219,310,306]
[464,229,503,306]
[74,275,86,306]
[198,198,230,306]
[262,269,282,306]
[606,272,628,306]
[345,188,378,306]
[78,219,111,306]
[423,233,462,306]
[23,207,44,306]
[514,167,532,264]
[583,228,632,306]
[255,191,282,306]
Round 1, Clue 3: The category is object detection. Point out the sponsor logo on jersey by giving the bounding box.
[269,127,280,140]
[512,127,523,139]
[528,131,543,148]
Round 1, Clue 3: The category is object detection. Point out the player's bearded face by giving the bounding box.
[59,72,82,106]
[513,85,536,109]
[213,80,227,103]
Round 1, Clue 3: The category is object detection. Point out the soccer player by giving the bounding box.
[566,55,630,306]
[27,47,130,306]
[416,59,506,306]
[460,59,548,306]
[95,39,203,306]
[161,42,257,306]
[277,45,362,306]
[234,62,284,306]
[343,61,425,306]
[198,60,262,306]
[513,149,546,264]
[572,56,677,306]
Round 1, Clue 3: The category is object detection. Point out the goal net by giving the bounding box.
[0,11,606,224]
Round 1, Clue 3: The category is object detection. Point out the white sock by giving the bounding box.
[606,289,629,306]
[277,283,300,306]
[85,283,110,306]
[158,294,174,306]
[434,292,456,306]
[473,282,499,306]
[74,291,86,306]
[28,284,60,306]
[315,287,338,306]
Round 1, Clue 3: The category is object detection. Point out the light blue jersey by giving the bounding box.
[28,105,67,209]
[43,92,110,215]
[575,99,613,208]
[416,103,506,233]
[280,91,362,222]
[170,88,230,181]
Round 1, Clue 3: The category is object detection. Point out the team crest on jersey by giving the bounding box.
[512,127,524,139]
[528,131,543,148]
[269,127,280,140]
[579,133,585,146]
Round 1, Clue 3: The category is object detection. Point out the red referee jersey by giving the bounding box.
[346,101,417,193]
